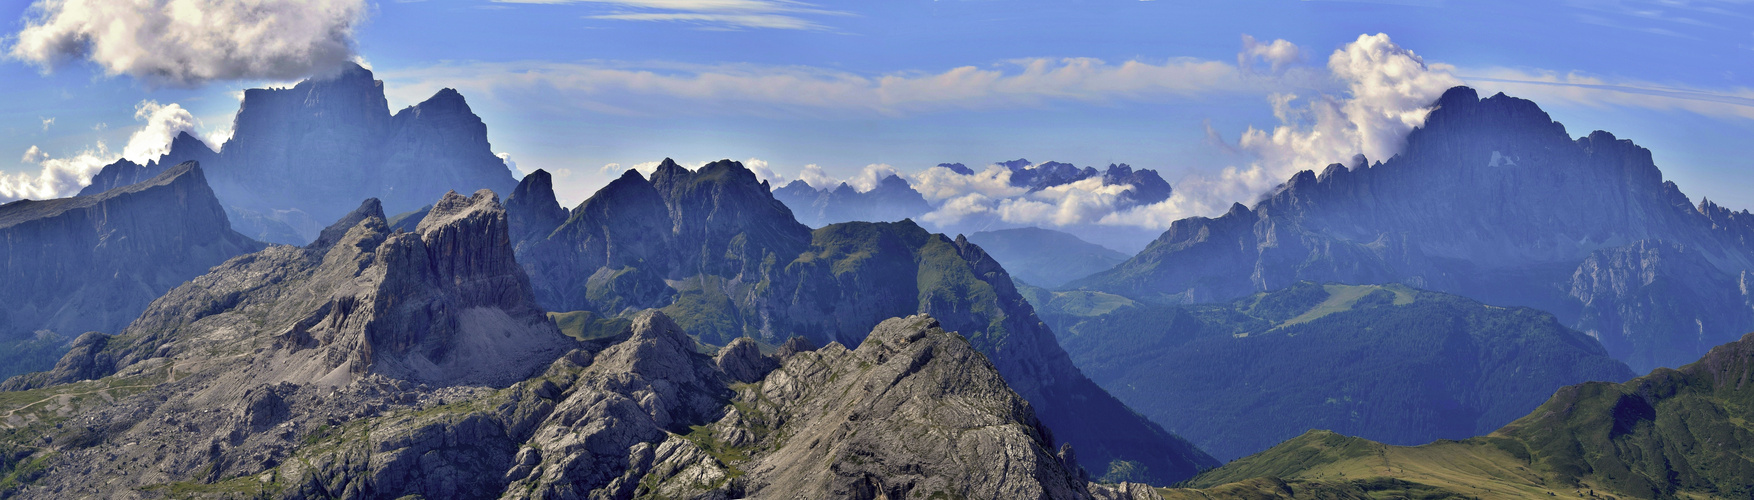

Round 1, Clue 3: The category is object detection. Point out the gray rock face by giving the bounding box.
[1073,86,1754,372]
[79,63,517,245]
[507,160,1218,484]
[505,169,568,248]
[664,315,1095,499]
[0,162,262,348]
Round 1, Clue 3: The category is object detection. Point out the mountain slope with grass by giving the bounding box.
[1028,281,1635,461]
[1165,331,1754,499]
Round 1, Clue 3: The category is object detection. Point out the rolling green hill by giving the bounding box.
[1027,281,1635,461]
[1166,331,1754,499]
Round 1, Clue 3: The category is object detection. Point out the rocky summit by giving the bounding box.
[77,63,518,245]
[0,163,261,373]
[1074,86,1754,373]
[505,160,1218,484]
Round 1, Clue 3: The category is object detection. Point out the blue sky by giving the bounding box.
[3,0,1752,227]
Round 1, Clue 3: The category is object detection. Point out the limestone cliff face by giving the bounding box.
[80,63,517,245]
[1074,86,1754,372]
[507,160,1218,483]
[0,162,261,345]
[6,189,567,392]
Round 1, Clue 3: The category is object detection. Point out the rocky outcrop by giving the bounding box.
[505,169,568,249]
[1074,86,1754,372]
[0,162,262,350]
[90,63,517,245]
[508,160,1219,483]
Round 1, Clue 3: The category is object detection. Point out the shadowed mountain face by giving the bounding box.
[1074,86,1754,373]
[1027,281,1635,461]
[1172,331,1754,500]
[0,163,261,377]
[968,227,1131,288]
[78,63,517,245]
[507,160,1219,484]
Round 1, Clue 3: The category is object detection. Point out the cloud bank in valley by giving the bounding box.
[7,0,368,87]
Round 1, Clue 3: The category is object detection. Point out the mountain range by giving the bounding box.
[497,159,1218,483]
[78,63,518,245]
[0,184,1171,499]
[1072,86,1754,374]
[968,227,1131,288]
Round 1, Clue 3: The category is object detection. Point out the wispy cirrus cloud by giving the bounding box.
[1462,68,1754,120]
[378,56,1264,118]
[491,0,849,30]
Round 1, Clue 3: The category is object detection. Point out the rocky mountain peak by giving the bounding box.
[308,198,386,251]
[506,169,569,245]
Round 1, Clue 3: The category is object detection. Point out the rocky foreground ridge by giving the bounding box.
[0,163,261,351]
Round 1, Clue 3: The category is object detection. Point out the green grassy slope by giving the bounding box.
[1030,281,1634,461]
[1169,331,1754,499]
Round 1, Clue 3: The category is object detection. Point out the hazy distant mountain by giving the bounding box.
[78,63,517,244]
[1027,281,1634,461]
[0,163,261,378]
[1073,86,1754,373]
[1172,331,1754,499]
[508,159,1219,483]
[771,174,933,227]
[967,227,1129,287]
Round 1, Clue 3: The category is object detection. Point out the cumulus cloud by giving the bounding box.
[7,0,368,87]
[909,165,1025,202]
[0,142,113,202]
[742,158,786,186]
[39,117,54,131]
[122,101,201,163]
[798,164,838,189]
[20,146,48,164]
[1239,34,1302,73]
[497,152,523,177]
[1106,33,1461,229]
[0,99,216,202]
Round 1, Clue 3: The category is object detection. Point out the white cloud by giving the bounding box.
[0,99,219,202]
[39,117,54,131]
[7,0,368,87]
[122,101,202,163]
[20,146,48,164]
[497,152,523,177]
[1239,34,1302,73]
[1104,33,1461,229]
[92,122,106,131]
[909,164,1026,203]
[798,164,838,189]
[845,164,900,192]
[379,55,1246,118]
[0,142,114,202]
[493,0,847,30]
[743,158,786,186]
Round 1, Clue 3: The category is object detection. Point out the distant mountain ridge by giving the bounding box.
[1073,86,1754,372]
[968,227,1130,288]
[78,63,517,244]
[0,162,261,375]
[1027,281,1635,461]
[505,159,1219,483]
